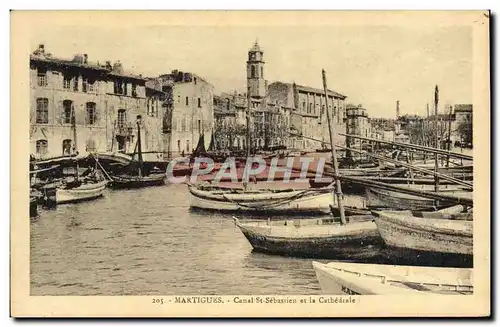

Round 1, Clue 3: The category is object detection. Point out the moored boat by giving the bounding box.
[312,261,473,295]
[233,215,381,258]
[110,172,165,189]
[189,184,334,214]
[372,210,473,255]
[365,184,472,210]
[29,195,38,217]
[56,180,108,204]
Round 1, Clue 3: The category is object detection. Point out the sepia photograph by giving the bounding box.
[10,10,490,317]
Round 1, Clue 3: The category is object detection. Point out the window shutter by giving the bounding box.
[94,105,99,125]
[56,100,63,125]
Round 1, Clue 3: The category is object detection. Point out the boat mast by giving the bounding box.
[71,103,79,181]
[243,86,252,191]
[136,115,143,177]
[434,85,439,192]
[322,69,346,225]
[446,105,453,167]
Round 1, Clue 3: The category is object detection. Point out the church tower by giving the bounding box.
[246,40,267,98]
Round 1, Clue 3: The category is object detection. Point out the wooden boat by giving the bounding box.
[233,215,381,258]
[29,195,38,217]
[189,184,334,214]
[312,261,473,295]
[372,210,473,255]
[56,180,107,204]
[366,184,472,210]
[108,116,165,189]
[54,106,108,205]
[110,172,165,189]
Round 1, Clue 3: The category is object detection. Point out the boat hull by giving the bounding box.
[236,218,381,258]
[312,261,473,295]
[189,187,333,214]
[56,181,107,204]
[110,174,165,189]
[366,186,464,210]
[29,197,38,217]
[374,212,473,255]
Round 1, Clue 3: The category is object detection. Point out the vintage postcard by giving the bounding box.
[11,10,490,317]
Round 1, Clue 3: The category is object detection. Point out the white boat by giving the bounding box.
[56,180,108,204]
[312,261,473,295]
[189,184,334,214]
[233,215,381,258]
[372,210,473,255]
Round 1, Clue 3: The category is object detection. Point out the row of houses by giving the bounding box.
[30,44,213,160]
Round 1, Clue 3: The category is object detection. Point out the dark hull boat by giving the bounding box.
[233,215,382,259]
[29,196,38,217]
[110,172,165,189]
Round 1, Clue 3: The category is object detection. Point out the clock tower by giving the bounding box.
[246,40,267,98]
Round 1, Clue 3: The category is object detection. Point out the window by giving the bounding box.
[186,140,190,152]
[251,66,256,78]
[177,95,181,103]
[182,118,187,132]
[63,75,72,89]
[198,97,201,108]
[302,101,306,110]
[308,103,312,113]
[36,140,48,155]
[261,67,263,78]
[62,139,72,155]
[123,83,128,96]
[132,84,137,97]
[177,140,181,152]
[198,120,201,131]
[82,78,88,92]
[114,80,125,95]
[37,68,47,87]
[73,76,79,91]
[63,100,73,124]
[117,109,127,129]
[36,98,49,124]
[88,79,96,92]
[86,102,97,125]
[86,139,96,152]
[185,96,189,106]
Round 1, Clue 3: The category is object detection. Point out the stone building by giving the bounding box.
[154,70,214,158]
[345,104,370,148]
[267,81,347,150]
[29,44,163,159]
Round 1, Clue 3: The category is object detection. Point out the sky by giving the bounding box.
[30,24,472,118]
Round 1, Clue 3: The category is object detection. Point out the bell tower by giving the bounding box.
[246,40,267,98]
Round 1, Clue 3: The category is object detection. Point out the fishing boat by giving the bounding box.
[56,179,108,204]
[54,105,108,205]
[365,184,472,210]
[189,184,334,214]
[233,215,381,258]
[108,115,165,189]
[372,210,473,255]
[29,193,38,217]
[312,261,473,295]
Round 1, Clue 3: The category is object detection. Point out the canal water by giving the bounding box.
[30,182,471,295]
[31,183,330,295]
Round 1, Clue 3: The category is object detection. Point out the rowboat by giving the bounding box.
[366,184,472,210]
[56,180,108,204]
[312,261,473,295]
[110,172,165,189]
[372,210,473,255]
[189,184,334,214]
[29,195,38,217]
[233,215,381,258]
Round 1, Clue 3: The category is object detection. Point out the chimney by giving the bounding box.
[426,103,430,118]
[83,54,88,64]
[396,100,400,118]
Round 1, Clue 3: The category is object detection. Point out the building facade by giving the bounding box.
[155,70,214,158]
[30,44,163,159]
